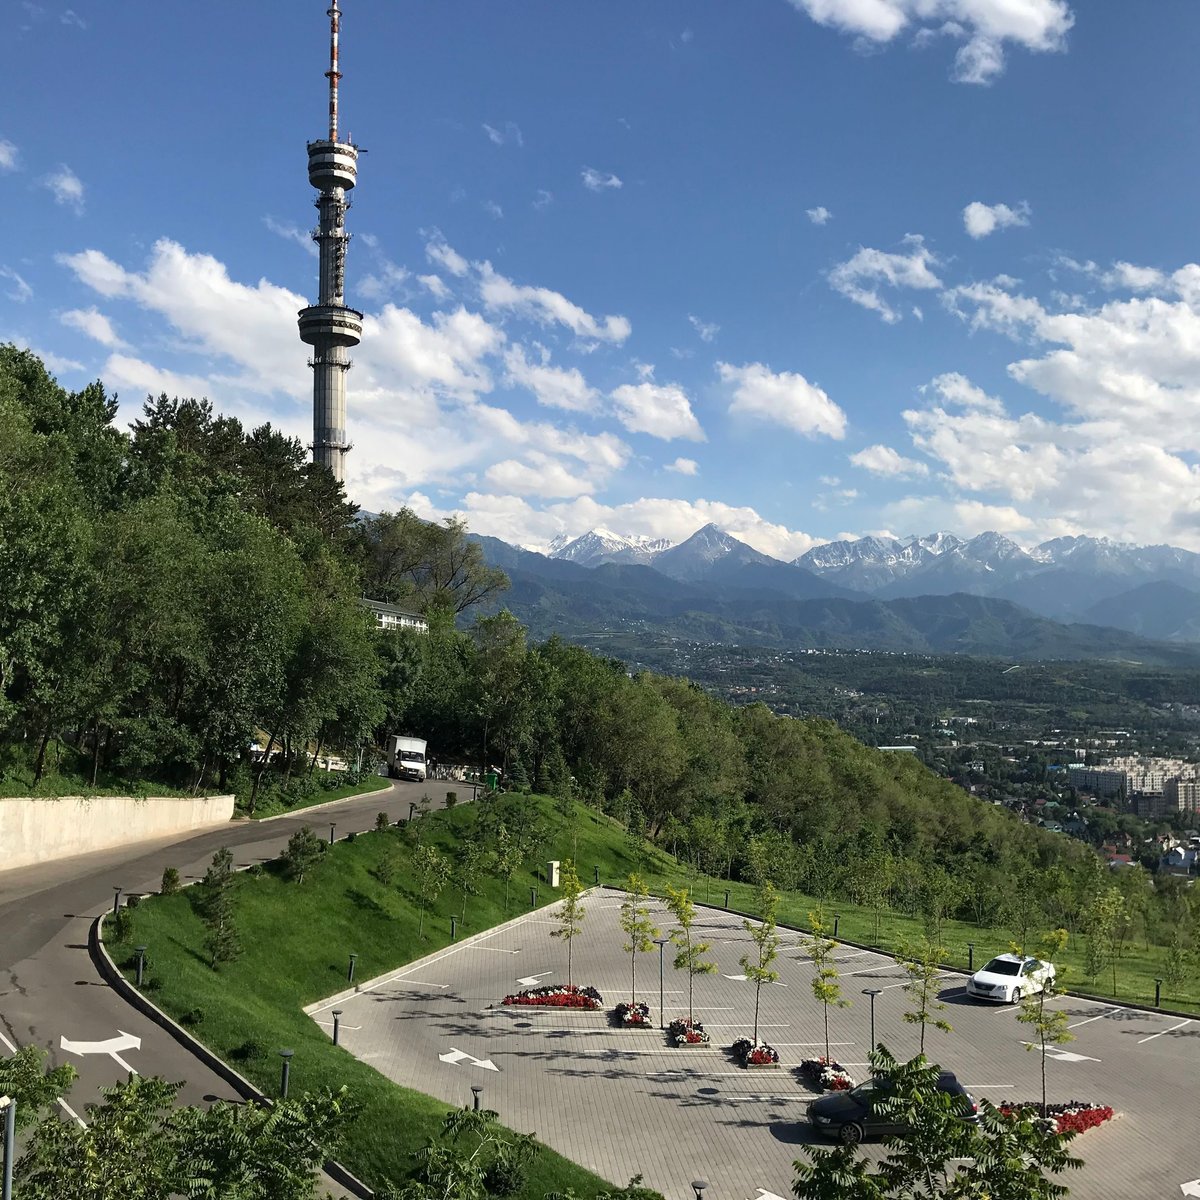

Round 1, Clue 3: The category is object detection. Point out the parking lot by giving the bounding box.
[308,895,1200,1200]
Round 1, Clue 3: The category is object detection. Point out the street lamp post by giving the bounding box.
[331,1009,343,1046]
[278,1049,295,1099]
[329,823,337,846]
[1,1095,15,1200]
[347,953,358,983]
[112,886,122,914]
[862,988,882,1051]
[408,802,416,822]
[471,1085,483,1112]
[653,937,669,1028]
[691,1179,708,1200]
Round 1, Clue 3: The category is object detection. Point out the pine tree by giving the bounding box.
[199,847,240,969]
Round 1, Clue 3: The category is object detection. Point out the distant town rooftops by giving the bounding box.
[360,598,428,633]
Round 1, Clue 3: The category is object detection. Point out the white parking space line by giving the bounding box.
[0,1029,14,1052]
[960,1084,1015,1089]
[839,966,904,978]
[477,947,521,954]
[704,1023,791,1029]
[770,1041,854,1048]
[1067,1006,1121,1030]
[1137,1018,1192,1044]
[315,1019,362,1030]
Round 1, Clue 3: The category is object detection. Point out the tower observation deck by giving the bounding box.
[298,0,362,484]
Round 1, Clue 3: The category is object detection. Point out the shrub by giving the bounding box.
[231,1038,266,1063]
[375,811,390,832]
[180,1007,204,1026]
[124,893,141,909]
[112,906,133,942]
[445,791,458,809]
[484,1157,528,1197]
[160,867,181,896]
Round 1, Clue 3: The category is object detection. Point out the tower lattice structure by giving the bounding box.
[298,0,362,484]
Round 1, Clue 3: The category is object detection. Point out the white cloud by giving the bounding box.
[718,360,847,439]
[61,8,86,28]
[478,262,631,344]
[666,457,699,476]
[485,455,592,499]
[785,0,1074,84]
[263,216,318,258]
[533,189,554,211]
[849,443,929,477]
[688,314,719,342]
[41,164,84,212]
[358,259,410,301]
[611,380,705,442]
[922,371,1005,413]
[806,205,832,225]
[581,167,623,192]
[482,200,504,220]
[963,200,1030,238]
[483,121,523,147]
[60,306,125,347]
[425,234,470,278]
[1,267,31,303]
[0,140,18,171]
[828,234,942,322]
[418,274,450,300]
[503,344,599,413]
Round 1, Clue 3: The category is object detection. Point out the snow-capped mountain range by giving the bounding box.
[534,525,1200,628]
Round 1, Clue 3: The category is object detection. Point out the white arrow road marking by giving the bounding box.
[2,1031,84,1126]
[723,973,748,981]
[60,1032,141,1075]
[1019,1043,1100,1063]
[751,1190,789,1200]
[516,971,554,986]
[438,1047,500,1072]
[1180,1180,1200,1197]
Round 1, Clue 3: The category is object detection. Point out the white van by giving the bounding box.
[386,735,428,781]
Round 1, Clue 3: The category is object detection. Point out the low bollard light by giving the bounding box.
[348,953,358,984]
[1155,978,1163,1008]
[451,916,458,941]
[967,943,975,972]
[332,1009,343,1046]
[833,913,840,938]
[112,886,123,915]
[529,886,538,908]
[329,823,337,846]
[471,1085,483,1111]
[724,889,730,910]
[278,1049,295,1099]
[135,945,148,988]
[594,865,600,885]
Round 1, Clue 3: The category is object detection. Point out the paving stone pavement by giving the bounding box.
[310,895,1200,1200]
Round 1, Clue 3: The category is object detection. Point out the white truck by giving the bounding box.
[386,735,428,782]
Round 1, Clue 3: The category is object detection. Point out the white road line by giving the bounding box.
[3,1030,88,1127]
[382,979,449,990]
[1067,1007,1120,1030]
[1137,1018,1192,1045]
[961,1084,1015,1089]
[703,1023,791,1029]
[839,966,904,978]
[477,947,521,954]
[315,1020,362,1030]
[770,1041,854,1047]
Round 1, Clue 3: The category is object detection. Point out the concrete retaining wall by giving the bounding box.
[0,794,235,869]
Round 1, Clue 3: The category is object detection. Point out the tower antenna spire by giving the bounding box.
[326,0,342,143]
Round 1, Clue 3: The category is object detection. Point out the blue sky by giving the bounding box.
[6,0,1200,557]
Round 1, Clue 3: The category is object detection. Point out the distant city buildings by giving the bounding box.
[1069,755,1200,817]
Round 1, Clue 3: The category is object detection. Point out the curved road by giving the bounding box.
[0,778,454,1192]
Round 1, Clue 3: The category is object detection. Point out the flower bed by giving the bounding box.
[732,1038,781,1069]
[614,1001,652,1027]
[501,984,602,1010]
[999,1101,1115,1135]
[799,1056,854,1091]
[668,1018,711,1046]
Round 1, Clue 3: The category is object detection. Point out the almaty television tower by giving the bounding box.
[298,0,362,483]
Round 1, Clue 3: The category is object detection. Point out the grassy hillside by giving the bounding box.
[109,795,1200,1196]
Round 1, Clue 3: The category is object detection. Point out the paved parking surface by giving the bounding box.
[311,895,1200,1200]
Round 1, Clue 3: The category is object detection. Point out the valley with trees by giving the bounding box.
[4,347,1200,1197]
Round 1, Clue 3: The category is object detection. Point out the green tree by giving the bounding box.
[740,881,781,1045]
[619,874,659,1008]
[283,825,325,884]
[0,1045,76,1132]
[1163,927,1195,1000]
[556,859,586,988]
[455,839,488,924]
[1082,886,1126,995]
[492,824,521,914]
[664,885,717,1025]
[896,939,952,1054]
[414,844,452,937]
[1015,929,1074,1117]
[198,847,240,969]
[805,909,850,1061]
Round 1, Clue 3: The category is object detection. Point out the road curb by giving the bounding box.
[303,887,592,1014]
[89,912,376,1199]
[255,782,395,823]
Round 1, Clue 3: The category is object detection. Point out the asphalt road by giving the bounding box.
[0,776,456,1193]
[312,895,1200,1200]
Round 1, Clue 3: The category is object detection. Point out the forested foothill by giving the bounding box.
[3,345,1198,1001]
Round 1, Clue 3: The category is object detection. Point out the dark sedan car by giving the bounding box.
[807,1072,979,1146]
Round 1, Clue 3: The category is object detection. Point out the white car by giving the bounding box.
[966,953,1056,1003]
